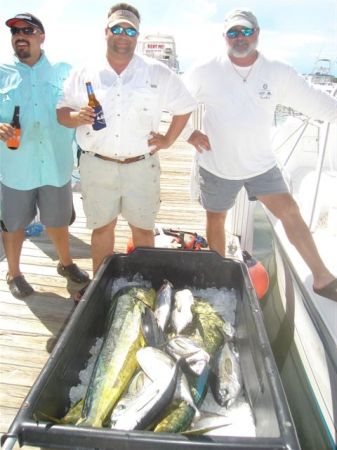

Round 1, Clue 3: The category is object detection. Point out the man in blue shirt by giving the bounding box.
[0,13,89,299]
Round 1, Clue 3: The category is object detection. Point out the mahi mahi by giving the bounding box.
[77,286,156,427]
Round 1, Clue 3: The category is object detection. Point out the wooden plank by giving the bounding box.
[1,364,42,388]
[0,384,30,412]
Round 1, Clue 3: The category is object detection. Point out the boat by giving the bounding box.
[228,65,337,449]
[137,34,180,73]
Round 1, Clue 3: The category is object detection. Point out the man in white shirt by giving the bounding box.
[185,8,337,301]
[57,3,196,293]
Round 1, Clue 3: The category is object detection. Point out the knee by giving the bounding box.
[278,198,302,223]
[207,210,227,223]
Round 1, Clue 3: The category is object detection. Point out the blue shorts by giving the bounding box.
[0,181,73,232]
[199,165,289,212]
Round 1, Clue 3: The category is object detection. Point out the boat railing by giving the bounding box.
[277,87,336,231]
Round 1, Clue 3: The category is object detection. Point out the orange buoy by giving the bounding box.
[242,251,269,300]
[126,238,134,254]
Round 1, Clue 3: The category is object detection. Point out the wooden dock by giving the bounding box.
[0,138,213,449]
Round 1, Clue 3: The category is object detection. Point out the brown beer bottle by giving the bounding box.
[85,82,106,130]
[7,106,21,150]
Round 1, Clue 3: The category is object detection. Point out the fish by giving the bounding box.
[110,370,152,425]
[127,370,153,396]
[37,398,85,425]
[153,400,193,433]
[111,361,181,430]
[60,398,84,424]
[210,341,243,408]
[171,289,195,334]
[136,346,198,414]
[154,279,173,332]
[141,306,166,348]
[76,286,156,427]
[190,299,226,356]
[183,412,232,435]
[153,367,209,433]
[166,336,210,375]
[153,364,209,433]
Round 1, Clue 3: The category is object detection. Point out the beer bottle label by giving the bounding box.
[7,128,21,150]
[93,106,106,131]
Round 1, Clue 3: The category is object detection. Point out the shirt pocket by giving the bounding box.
[127,88,158,133]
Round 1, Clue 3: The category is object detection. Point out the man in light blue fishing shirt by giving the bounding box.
[0,12,89,299]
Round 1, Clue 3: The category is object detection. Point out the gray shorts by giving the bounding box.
[0,181,73,232]
[80,152,161,230]
[199,165,289,212]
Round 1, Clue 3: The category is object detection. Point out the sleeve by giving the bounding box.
[161,69,197,115]
[57,67,86,111]
[182,65,205,103]
[278,64,337,123]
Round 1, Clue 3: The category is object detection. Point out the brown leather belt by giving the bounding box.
[93,153,150,164]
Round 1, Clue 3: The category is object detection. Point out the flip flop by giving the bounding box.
[313,278,337,302]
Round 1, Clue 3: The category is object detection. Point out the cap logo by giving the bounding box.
[108,9,139,31]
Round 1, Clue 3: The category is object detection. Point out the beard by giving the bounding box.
[228,39,258,58]
[14,41,31,60]
[15,48,31,59]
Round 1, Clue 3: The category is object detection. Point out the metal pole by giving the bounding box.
[309,121,330,231]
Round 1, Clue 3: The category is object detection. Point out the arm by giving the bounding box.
[187,130,211,153]
[148,112,192,153]
[56,106,95,128]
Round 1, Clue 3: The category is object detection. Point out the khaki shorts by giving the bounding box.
[80,152,161,230]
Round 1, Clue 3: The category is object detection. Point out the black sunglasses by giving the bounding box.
[10,26,39,36]
[110,25,138,37]
[226,28,256,39]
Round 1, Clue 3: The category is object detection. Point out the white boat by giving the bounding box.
[229,66,337,449]
[137,33,180,73]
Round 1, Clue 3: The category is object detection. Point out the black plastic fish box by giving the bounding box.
[2,248,300,450]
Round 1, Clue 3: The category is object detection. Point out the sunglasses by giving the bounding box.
[110,25,138,37]
[226,28,256,39]
[10,26,39,36]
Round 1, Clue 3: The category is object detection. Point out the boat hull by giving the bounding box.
[253,205,337,450]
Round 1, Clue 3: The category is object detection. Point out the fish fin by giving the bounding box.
[34,411,62,424]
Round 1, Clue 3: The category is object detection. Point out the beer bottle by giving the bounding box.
[7,106,21,150]
[85,82,106,131]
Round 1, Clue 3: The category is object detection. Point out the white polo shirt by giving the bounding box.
[184,53,337,180]
[57,54,196,158]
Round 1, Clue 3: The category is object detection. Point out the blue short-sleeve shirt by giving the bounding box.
[0,52,74,190]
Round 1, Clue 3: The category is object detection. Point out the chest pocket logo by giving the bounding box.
[259,83,272,100]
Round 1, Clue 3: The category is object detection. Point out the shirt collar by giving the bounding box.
[13,50,47,69]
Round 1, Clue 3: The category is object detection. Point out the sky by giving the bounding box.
[0,0,336,75]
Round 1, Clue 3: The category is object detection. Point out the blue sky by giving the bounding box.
[1,0,336,75]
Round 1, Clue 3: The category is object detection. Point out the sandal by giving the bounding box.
[7,274,34,299]
[73,284,89,306]
[313,278,337,302]
[57,262,90,284]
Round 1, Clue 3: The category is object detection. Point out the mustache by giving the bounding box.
[15,39,30,45]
